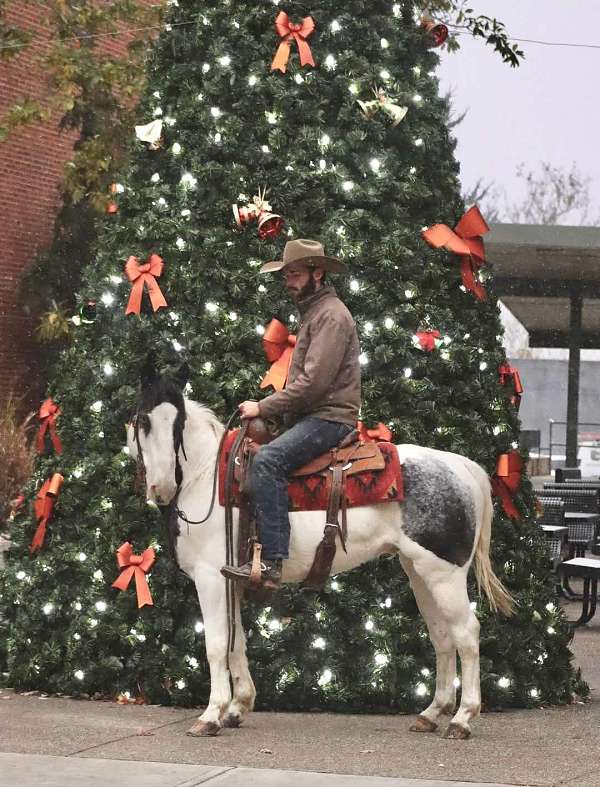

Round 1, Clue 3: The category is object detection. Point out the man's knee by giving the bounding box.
[251,444,282,479]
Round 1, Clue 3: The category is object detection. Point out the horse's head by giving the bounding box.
[127,359,189,506]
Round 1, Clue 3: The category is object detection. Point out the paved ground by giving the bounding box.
[0,594,598,787]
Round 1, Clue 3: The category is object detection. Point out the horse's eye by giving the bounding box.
[135,413,151,435]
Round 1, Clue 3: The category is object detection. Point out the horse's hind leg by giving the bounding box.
[402,559,457,733]
[424,567,481,739]
[221,587,256,728]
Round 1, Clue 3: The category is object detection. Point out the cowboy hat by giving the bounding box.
[259,238,347,274]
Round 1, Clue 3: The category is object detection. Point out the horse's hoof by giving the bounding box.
[409,715,438,733]
[186,720,221,737]
[222,714,242,729]
[443,722,471,740]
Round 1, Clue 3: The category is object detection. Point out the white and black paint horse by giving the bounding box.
[127,371,513,739]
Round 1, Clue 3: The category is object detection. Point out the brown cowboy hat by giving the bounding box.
[259,238,347,274]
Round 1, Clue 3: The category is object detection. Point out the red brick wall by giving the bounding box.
[0,3,151,407]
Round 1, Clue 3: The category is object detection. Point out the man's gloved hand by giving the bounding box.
[239,400,260,419]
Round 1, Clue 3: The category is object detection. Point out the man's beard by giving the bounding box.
[289,276,317,301]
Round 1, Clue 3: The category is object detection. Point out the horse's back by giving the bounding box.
[395,444,486,568]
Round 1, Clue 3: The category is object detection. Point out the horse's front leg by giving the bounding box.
[187,566,231,737]
[222,585,256,728]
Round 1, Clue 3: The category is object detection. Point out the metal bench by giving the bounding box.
[559,557,600,627]
[554,467,581,483]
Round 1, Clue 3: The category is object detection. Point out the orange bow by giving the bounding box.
[271,11,316,73]
[124,253,168,315]
[491,451,522,520]
[30,473,64,554]
[112,542,155,608]
[416,329,441,352]
[421,206,489,300]
[36,397,63,455]
[499,363,524,410]
[260,318,296,391]
[357,421,393,443]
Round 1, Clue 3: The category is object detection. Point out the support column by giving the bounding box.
[566,292,583,467]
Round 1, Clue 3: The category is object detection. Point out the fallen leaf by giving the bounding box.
[136,728,155,737]
[259,747,273,754]
[359,749,374,754]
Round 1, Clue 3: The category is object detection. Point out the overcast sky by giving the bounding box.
[438,0,599,223]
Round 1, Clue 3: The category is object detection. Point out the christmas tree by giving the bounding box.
[0,0,586,715]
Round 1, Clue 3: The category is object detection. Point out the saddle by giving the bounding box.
[231,419,386,590]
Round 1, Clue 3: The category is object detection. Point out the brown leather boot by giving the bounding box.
[220,559,282,590]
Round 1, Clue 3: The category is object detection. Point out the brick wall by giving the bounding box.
[0,3,151,408]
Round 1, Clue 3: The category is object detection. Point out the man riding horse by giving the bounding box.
[220,238,361,590]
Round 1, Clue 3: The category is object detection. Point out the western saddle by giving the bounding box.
[230,418,385,589]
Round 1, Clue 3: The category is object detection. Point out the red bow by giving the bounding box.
[30,473,64,553]
[499,363,524,410]
[421,206,489,300]
[125,253,168,315]
[112,542,155,608]
[491,451,522,520]
[416,329,441,352]
[36,397,63,455]
[271,11,316,73]
[260,319,296,391]
[357,421,393,443]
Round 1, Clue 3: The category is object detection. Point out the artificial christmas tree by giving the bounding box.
[0,0,586,716]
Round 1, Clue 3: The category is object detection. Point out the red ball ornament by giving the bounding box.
[420,18,448,47]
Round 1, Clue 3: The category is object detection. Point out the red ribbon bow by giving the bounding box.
[30,473,64,554]
[357,421,393,443]
[416,329,441,352]
[260,318,297,391]
[491,451,522,520]
[271,11,316,73]
[36,397,63,455]
[498,363,524,410]
[112,542,155,608]
[125,253,168,315]
[421,206,490,301]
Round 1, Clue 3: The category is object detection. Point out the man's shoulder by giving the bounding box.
[314,292,355,324]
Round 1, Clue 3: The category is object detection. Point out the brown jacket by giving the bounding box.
[259,285,361,426]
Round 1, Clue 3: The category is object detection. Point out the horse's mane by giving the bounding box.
[184,399,226,437]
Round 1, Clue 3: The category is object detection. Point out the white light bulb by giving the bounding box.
[256,325,265,336]
[101,292,115,306]
[359,353,368,366]
[172,142,182,155]
[228,311,238,321]
[74,601,83,610]
[365,619,374,631]
[195,621,204,633]
[152,91,161,99]
[380,69,391,80]
[342,180,354,192]
[196,92,204,102]
[93,571,103,581]
[89,618,98,628]
[202,63,210,73]
[164,116,176,126]
[218,55,231,66]
[258,284,267,293]
[176,237,186,250]
[348,83,358,95]
[43,603,54,615]
[295,73,304,84]
[421,667,431,676]
[16,571,26,580]
[330,20,341,32]
[266,111,278,124]
[203,361,213,372]
[547,626,556,634]
[350,279,360,291]
[181,172,197,188]
[530,688,539,698]
[181,209,191,218]
[176,679,186,690]
[545,602,556,612]
[210,106,222,118]
[479,362,488,371]
[262,144,270,153]
[248,75,258,86]
[409,166,417,175]
[320,133,331,146]
[453,677,461,688]
[498,677,511,688]
[157,197,167,207]
[150,172,160,183]
[380,38,389,49]
[318,669,332,686]
[103,362,113,377]
[74,670,85,680]
[493,426,501,436]
[375,653,388,666]
[172,340,183,352]
[319,159,327,170]
[73,633,81,641]
[404,367,412,378]
[413,94,422,103]
[414,138,424,147]
[330,580,340,591]
[90,400,103,413]
[415,683,427,697]
[152,107,163,117]
[370,158,381,173]
[78,553,87,562]
[312,637,326,649]
[205,301,218,313]
[95,601,107,612]
[393,4,401,16]
[186,656,199,669]
[384,317,394,329]
[325,54,337,70]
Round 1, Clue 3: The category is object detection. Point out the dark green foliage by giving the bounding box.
[0,0,586,711]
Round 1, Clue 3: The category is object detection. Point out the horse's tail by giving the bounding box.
[464,459,515,617]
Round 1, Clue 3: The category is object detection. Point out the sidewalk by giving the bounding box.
[0,596,598,787]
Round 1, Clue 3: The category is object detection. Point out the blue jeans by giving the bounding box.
[249,417,354,560]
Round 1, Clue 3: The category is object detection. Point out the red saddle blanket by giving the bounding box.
[218,430,404,511]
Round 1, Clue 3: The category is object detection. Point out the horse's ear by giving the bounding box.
[140,352,159,390]
[173,361,190,392]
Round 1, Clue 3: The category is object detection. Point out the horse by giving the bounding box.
[127,370,513,740]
